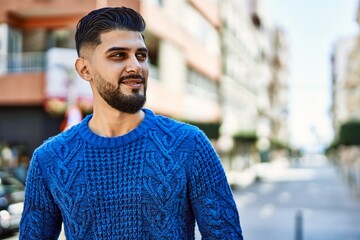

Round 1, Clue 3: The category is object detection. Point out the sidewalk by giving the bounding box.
[227,158,290,190]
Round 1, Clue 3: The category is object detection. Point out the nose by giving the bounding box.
[125,55,142,73]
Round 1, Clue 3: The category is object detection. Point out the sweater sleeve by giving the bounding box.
[19,150,62,239]
[189,131,243,240]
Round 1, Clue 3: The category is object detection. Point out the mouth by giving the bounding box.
[121,79,144,89]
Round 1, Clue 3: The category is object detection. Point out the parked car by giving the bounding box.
[0,171,24,237]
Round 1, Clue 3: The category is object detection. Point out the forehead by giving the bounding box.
[97,30,146,52]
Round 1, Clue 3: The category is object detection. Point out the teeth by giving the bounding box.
[123,80,141,84]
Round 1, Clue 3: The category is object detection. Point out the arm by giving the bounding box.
[189,131,243,240]
[19,151,62,240]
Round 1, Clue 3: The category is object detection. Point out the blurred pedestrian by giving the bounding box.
[19,7,243,239]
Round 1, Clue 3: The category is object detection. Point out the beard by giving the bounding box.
[94,73,147,114]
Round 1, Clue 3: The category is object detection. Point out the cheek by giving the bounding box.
[142,65,149,78]
[93,59,122,77]
[94,68,119,84]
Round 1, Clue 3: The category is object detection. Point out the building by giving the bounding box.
[330,0,360,195]
[267,27,289,152]
[0,0,221,160]
[219,0,289,177]
[331,0,360,138]
[331,36,357,133]
[0,0,289,178]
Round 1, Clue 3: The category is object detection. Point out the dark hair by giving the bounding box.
[75,7,146,56]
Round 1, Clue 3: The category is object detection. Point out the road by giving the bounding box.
[5,155,360,240]
[234,155,360,240]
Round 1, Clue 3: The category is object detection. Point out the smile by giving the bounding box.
[121,79,143,89]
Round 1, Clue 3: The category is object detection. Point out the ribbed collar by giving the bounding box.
[77,108,155,148]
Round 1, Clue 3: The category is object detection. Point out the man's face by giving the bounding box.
[86,30,149,113]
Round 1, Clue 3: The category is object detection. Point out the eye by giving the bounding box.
[110,52,126,59]
[136,52,148,61]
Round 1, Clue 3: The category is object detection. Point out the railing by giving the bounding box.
[0,52,160,79]
[0,52,47,74]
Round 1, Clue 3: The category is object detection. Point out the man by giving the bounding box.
[20,7,243,239]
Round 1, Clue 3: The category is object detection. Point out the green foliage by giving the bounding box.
[325,139,339,154]
[338,121,360,146]
[185,121,221,139]
[233,131,257,143]
[270,138,290,150]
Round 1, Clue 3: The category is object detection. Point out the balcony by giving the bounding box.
[0,51,161,106]
[0,51,160,79]
[0,52,46,74]
[0,52,47,105]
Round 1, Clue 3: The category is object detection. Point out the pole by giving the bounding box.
[295,209,303,240]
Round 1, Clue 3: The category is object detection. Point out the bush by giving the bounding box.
[233,131,257,143]
[185,121,220,139]
[338,121,360,146]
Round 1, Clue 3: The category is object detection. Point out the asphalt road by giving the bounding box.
[6,155,360,240]
[234,155,360,240]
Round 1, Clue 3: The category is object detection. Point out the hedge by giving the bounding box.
[338,121,360,146]
[185,121,221,139]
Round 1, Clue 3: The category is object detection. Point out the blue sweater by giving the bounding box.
[20,109,243,239]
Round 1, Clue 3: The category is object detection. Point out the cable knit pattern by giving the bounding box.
[19,109,243,239]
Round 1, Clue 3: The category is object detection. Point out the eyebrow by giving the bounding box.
[105,47,148,53]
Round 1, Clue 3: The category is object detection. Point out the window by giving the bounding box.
[144,31,160,80]
[187,67,218,101]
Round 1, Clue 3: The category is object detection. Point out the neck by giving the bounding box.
[89,107,144,137]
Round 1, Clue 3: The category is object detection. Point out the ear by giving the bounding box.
[75,57,91,81]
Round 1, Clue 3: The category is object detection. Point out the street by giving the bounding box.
[235,155,360,240]
[5,155,360,240]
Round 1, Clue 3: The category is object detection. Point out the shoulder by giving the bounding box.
[149,110,203,137]
[143,109,209,150]
[35,124,81,160]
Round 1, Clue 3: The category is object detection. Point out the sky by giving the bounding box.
[263,0,359,152]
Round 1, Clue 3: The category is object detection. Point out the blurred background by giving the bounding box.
[0,0,360,239]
